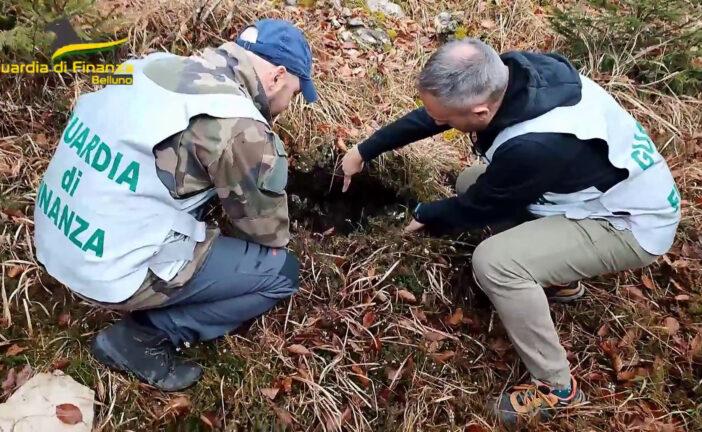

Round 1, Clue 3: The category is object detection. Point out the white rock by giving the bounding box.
[366,0,405,18]
[348,17,365,27]
[354,28,390,47]
[434,11,459,34]
[355,30,378,46]
[341,7,352,18]
[284,0,297,5]
[0,371,95,432]
[340,30,354,42]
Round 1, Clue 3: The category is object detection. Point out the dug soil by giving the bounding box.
[287,167,412,235]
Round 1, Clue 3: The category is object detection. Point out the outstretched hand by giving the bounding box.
[404,218,425,233]
[341,146,364,192]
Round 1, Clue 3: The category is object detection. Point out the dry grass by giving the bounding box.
[1,0,702,431]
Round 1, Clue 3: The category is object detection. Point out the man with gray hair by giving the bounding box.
[341,39,679,428]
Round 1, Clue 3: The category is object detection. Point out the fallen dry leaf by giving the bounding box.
[584,371,608,382]
[431,350,455,363]
[166,396,191,415]
[617,367,651,381]
[371,335,382,351]
[689,333,702,358]
[367,266,376,278]
[261,387,280,400]
[489,337,511,355]
[663,317,680,335]
[199,410,221,430]
[611,354,624,373]
[57,313,70,327]
[480,19,496,29]
[56,403,83,425]
[342,406,352,424]
[625,286,647,302]
[597,324,610,337]
[326,406,352,431]
[351,364,370,388]
[493,361,510,371]
[96,377,106,401]
[287,344,311,356]
[446,308,463,326]
[2,209,25,219]
[671,259,689,270]
[274,406,294,427]
[616,370,637,381]
[350,114,363,126]
[397,289,417,303]
[424,330,447,342]
[641,275,656,290]
[322,226,335,236]
[5,344,26,356]
[362,311,376,328]
[6,266,22,278]
[35,133,48,146]
[50,358,71,370]
[671,279,686,292]
[281,376,293,393]
[411,307,427,322]
[465,424,490,432]
[675,294,690,301]
[600,340,623,372]
[619,328,641,349]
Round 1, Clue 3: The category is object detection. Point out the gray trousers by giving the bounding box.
[459,165,658,388]
[140,236,299,345]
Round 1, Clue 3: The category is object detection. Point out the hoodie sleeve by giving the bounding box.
[357,107,450,161]
[413,136,572,229]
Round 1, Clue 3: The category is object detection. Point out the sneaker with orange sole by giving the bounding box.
[494,375,586,429]
[544,281,585,303]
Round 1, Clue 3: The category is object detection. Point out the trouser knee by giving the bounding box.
[471,237,506,294]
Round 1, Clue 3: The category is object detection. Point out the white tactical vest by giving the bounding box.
[482,75,680,256]
[34,53,267,303]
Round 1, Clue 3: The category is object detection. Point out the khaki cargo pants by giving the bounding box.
[458,165,658,388]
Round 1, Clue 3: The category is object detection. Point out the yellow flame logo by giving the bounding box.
[44,18,128,63]
[51,38,129,63]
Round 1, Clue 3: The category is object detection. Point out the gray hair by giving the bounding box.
[417,38,508,108]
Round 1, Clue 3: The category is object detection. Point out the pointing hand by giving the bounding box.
[341,146,364,192]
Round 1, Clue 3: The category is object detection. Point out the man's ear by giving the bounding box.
[273,65,287,84]
[472,104,490,119]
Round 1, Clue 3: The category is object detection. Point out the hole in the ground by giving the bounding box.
[287,167,409,235]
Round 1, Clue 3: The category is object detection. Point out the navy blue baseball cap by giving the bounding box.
[236,19,318,103]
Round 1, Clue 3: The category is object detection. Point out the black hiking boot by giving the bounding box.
[91,316,202,391]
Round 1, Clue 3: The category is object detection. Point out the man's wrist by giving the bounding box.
[356,142,373,162]
[412,203,424,223]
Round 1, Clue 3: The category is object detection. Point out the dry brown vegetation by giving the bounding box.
[1,0,702,431]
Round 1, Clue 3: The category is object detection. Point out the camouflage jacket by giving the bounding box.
[130,42,291,301]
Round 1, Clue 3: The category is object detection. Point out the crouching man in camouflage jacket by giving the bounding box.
[33,19,317,391]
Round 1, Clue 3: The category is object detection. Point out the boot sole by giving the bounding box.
[91,333,197,392]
